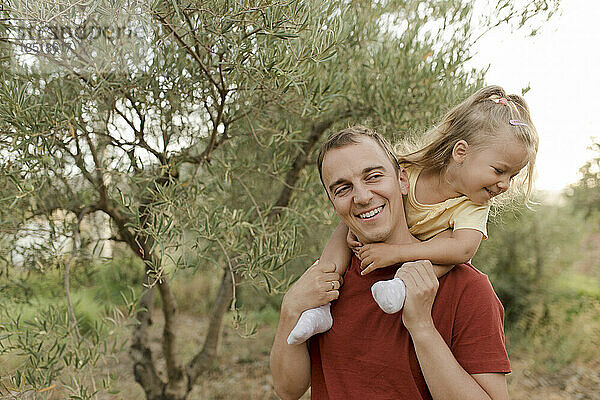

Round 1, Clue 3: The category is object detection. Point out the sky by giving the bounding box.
[467,1,600,192]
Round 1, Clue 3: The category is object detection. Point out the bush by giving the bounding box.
[473,201,585,324]
[0,254,142,396]
[473,197,600,370]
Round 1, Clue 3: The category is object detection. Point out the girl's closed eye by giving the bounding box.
[493,167,504,174]
[508,171,522,182]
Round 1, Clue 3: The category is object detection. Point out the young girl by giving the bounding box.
[287,85,539,345]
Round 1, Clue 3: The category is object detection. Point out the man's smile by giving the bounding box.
[356,205,384,219]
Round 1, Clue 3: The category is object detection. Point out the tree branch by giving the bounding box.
[59,123,97,187]
[270,112,350,217]
[64,255,80,340]
[233,175,266,233]
[62,205,94,342]
[153,11,221,91]
[113,104,165,165]
[82,131,109,207]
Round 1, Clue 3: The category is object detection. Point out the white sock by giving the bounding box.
[287,303,333,345]
[371,278,406,314]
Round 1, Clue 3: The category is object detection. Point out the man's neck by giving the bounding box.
[385,225,420,245]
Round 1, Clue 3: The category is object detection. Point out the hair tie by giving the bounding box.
[509,119,527,127]
[491,97,508,106]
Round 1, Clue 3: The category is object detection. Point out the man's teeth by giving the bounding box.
[358,206,383,219]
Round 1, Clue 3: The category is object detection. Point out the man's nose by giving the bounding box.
[353,184,373,204]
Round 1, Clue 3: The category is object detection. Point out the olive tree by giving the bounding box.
[0,0,558,398]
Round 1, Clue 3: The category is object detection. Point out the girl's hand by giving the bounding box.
[358,243,403,275]
[346,229,363,254]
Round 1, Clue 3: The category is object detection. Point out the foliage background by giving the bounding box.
[1,0,599,399]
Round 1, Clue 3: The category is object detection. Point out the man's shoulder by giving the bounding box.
[451,262,489,279]
[436,263,505,325]
[443,263,499,299]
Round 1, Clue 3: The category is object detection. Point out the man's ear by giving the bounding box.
[398,167,409,195]
[452,140,469,164]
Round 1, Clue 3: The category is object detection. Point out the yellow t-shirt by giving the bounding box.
[404,164,490,241]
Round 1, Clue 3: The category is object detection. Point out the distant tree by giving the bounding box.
[0,0,559,398]
[566,142,600,220]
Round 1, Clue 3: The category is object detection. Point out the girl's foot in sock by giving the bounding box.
[371,278,406,314]
[287,303,333,345]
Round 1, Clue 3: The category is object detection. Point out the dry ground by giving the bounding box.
[12,310,595,400]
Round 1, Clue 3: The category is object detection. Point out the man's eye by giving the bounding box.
[335,186,350,196]
[367,173,382,180]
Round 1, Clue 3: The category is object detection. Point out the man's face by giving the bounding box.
[321,138,408,244]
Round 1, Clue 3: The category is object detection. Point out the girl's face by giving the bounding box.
[452,136,529,205]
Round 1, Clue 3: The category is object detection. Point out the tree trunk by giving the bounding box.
[186,268,233,389]
[159,278,189,399]
[183,117,341,392]
[130,286,165,399]
[107,198,188,399]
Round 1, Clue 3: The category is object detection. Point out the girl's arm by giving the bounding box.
[319,222,352,276]
[358,228,483,275]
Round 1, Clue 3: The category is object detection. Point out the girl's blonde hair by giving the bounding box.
[397,85,539,202]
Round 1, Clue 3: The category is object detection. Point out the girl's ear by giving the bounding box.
[452,140,469,164]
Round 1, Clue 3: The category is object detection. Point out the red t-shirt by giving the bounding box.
[309,256,510,400]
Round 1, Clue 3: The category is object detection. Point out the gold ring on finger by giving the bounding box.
[331,281,335,291]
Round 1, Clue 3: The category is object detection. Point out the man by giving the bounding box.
[270,126,511,399]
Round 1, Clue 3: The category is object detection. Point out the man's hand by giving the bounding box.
[394,260,439,333]
[282,260,342,319]
[357,243,403,275]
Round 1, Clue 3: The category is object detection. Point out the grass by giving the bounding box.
[558,272,600,299]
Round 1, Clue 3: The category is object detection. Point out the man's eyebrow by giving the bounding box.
[328,178,347,193]
[363,166,386,174]
[327,165,386,192]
